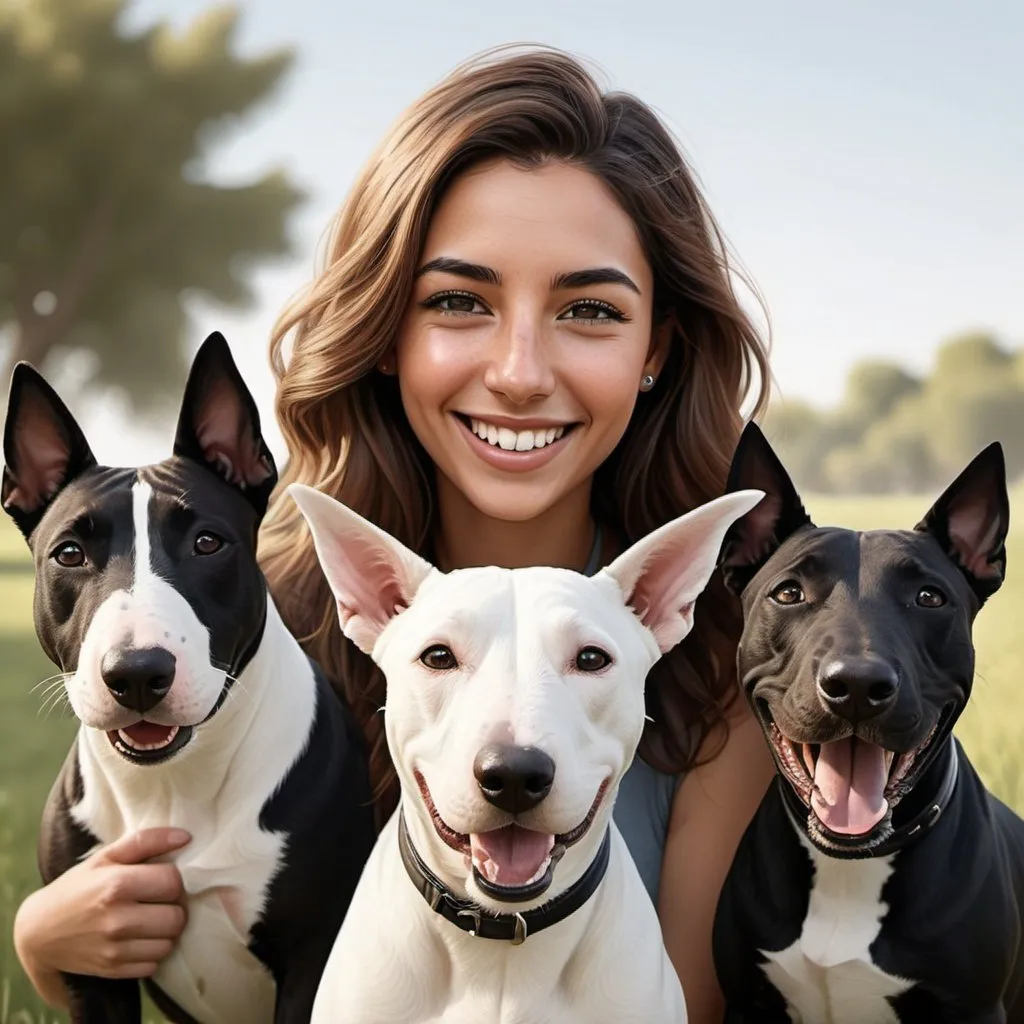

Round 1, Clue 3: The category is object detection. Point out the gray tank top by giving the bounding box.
[582,527,682,906]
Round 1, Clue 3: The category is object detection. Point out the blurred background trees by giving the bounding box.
[764,331,1024,493]
[0,0,304,414]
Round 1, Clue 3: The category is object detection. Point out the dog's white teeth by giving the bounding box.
[526,855,552,886]
[118,725,179,751]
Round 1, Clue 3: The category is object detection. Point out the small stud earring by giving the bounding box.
[639,374,656,392]
[378,356,394,375]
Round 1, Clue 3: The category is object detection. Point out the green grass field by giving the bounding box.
[0,495,1022,1022]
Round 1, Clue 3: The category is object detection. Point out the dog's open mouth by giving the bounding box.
[107,722,194,765]
[415,771,607,903]
[761,704,950,847]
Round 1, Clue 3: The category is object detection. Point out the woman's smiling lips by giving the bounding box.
[453,413,578,473]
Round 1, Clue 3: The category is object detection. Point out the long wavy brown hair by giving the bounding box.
[259,44,772,829]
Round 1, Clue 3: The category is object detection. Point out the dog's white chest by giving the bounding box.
[73,747,287,1023]
[759,840,913,1024]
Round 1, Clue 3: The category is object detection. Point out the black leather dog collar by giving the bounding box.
[397,810,611,944]
[779,734,960,859]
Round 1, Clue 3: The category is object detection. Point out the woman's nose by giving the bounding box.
[483,312,556,404]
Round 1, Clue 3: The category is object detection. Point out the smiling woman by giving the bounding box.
[393,158,668,567]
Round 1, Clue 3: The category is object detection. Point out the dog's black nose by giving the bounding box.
[817,656,899,721]
[101,646,176,713]
[473,744,555,814]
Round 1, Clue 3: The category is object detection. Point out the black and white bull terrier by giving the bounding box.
[712,422,1024,1024]
[1,333,377,1024]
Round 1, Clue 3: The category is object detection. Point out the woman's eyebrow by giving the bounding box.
[415,257,500,285]
[551,268,640,294]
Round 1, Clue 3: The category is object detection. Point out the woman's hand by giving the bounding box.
[13,827,192,1008]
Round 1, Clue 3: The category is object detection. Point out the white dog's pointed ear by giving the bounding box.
[601,489,765,654]
[288,484,434,655]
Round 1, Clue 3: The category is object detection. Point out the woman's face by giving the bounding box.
[394,158,667,525]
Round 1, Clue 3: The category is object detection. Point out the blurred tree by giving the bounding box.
[762,398,832,492]
[0,0,304,411]
[833,360,921,434]
[760,331,1024,494]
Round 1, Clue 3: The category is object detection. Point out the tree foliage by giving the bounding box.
[764,332,1024,493]
[0,0,304,410]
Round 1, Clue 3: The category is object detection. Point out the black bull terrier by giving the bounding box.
[1,333,376,1024]
[712,423,1024,1024]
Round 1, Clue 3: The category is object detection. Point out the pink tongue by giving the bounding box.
[469,824,555,887]
[122,722,174,746]
[811,737,889,836]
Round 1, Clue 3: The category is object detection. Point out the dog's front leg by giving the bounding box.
[271,941,335,1024]
[63,973,141,1024]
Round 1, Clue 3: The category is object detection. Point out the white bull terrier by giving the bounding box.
[289,483,764,1024]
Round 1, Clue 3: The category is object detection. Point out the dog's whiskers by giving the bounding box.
[31,671,72,695]
[39,688,72,720]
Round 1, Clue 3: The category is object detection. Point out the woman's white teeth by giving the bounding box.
[469,419,565,451]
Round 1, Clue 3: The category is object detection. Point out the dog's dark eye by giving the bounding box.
[52,542,85,568]
[575,646,611,672]
[916,586,947,608]
[770,582,805,605]
[420,645,458,671]
[193,531,224,556]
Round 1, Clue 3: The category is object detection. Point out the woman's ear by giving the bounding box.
[643,314,674,381]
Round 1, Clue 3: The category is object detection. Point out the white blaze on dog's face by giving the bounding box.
[291,484,762,904]
[67,481,228,736]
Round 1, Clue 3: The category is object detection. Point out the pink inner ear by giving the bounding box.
[949,502,1002,579]
[193,379,273,489]
[3,393,73,512]
[303,509,430,655]
[332,536,416,648]
[606,491,765,654]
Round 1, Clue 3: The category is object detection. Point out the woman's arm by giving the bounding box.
[657,699,775,1024]
[13,828,191,1009]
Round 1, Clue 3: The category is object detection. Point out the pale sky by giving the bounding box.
[88,0,1023,466]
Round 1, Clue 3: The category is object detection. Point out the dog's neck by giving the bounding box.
[74,595,315,830]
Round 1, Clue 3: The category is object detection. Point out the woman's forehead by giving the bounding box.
[419,159,653,292]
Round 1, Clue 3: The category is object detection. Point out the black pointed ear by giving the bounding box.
[173,332,278,517]
[2,363,97,539]
[914,442,1009,604]
[717,422,814,595]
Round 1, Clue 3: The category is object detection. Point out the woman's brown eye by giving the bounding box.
[916,587,947,608]
[53,542,85,568]
[420,645,458,670]
[770,582,805,605]
[571,304,607,319]
[575,646,611,672]
[194,532,223,556]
